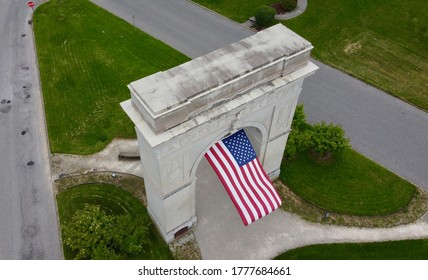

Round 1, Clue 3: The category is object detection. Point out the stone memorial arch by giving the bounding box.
[121,24,317,242]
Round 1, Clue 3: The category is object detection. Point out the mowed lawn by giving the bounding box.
[194,0,428,111]
[281,149,416,216]
[34,0,189,154]
[275,239,428,260]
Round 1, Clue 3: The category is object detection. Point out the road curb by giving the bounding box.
[29,2,65,260]
[187,0,256,33]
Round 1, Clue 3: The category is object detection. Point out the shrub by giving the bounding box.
[285,105,313,159]
[291,104,306,130]
[255,5,276,28]
[311,122,351,157]
[280,0,298,12]
[284,105,351,159]
[285,128,313,159]
[62,204,151,259]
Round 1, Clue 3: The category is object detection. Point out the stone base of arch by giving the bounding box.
[121,24,317,242]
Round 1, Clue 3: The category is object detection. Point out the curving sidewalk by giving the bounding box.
[275,0,308,20]
[51,139,428,259]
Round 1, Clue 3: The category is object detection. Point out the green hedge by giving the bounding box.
[255,5,276,28]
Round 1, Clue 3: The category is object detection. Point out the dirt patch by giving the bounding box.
[309,150,334,163]
[169,231,202,260]
[275,180,428,228]
[344,41,362,54]
[271,3,286,15]
[271,1,298,14]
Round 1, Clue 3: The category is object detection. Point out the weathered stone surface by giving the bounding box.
[128,24,313,134]
[121,24,317,242]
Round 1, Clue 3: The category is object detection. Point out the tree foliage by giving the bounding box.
[285,105,312,159]
[311,122,351,157]
[285,128,313,160]
[62,204,151,259]
[255,5,276,28]
[285,105,350,159]
[290,104,306,130]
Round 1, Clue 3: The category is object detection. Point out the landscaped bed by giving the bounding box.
[56,183,173,260]
[281,149,416,216]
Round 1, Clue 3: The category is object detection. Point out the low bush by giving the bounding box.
[311,122,351,157]
[62,204,151,260]
[255,5,276,28]
[285,105,351,159]
[285,105,313,159]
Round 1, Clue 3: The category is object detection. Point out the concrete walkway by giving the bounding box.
[194,158,428,259]
[51,139,143,180]
[275,0,308,20]
[52,139,428,259]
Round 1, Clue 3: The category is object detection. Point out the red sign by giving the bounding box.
[27,2,35,8]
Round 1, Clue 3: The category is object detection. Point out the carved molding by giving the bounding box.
[156,78,304,157]
[166,157,183,184]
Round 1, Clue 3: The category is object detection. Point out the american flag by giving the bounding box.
[204,129,282,226]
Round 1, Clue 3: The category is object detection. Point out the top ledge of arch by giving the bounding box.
[121,61,318,151]
[128,24,313,134]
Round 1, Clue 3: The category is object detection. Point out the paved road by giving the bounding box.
[91,0,254,58]
[93,0,428,191]
[0,0,61,259]
[300,61,428,190]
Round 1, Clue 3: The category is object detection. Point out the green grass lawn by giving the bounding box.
[193,0,428,111]
[281,149,416,216]
[275,239,428,260]
[56,183,173,260]
[34,0,189,154]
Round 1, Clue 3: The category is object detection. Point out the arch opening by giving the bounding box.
[193,126,265,228]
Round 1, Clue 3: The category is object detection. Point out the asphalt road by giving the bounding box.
[300,61,428,190]
[0,0,61,259]
[93,0,428,191]
[91,0,254,58]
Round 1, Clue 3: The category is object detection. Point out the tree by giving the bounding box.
[255,6,276,28]
[290,104,306,130]
[284,105,351,159]
[311,122,351,158]
[285,105,313,159]
[62,204,151,259]
[285,128,313,159]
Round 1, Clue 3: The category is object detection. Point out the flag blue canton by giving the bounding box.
[222,130,256,167]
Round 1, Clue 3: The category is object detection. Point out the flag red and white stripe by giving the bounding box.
[204,129,282,226]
